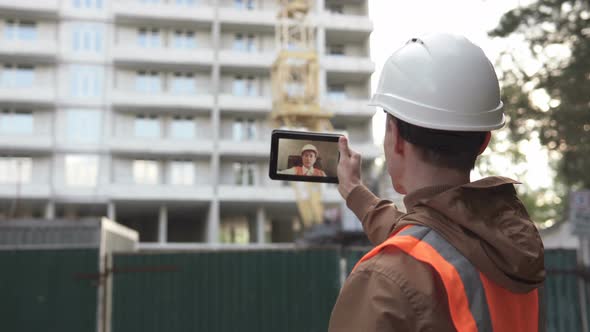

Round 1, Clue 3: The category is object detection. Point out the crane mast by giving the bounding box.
[271,0,334,228]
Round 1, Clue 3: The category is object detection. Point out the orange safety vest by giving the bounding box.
[353,225,543,332]
[293,166,325,176]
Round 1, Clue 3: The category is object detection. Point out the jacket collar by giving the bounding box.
[403,176,520,212]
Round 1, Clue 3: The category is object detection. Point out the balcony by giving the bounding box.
[110,90,214,111]
[218,94,271,113]
[218,7,276,30]
[0,0,59,18]
[0,40,58,63]
[218,185,341,203]
[108,137,214,156]
[0,86,55,107]
[323,98,374,118]
[112,46,214,69]
[113,1,214,25]
[219,50,275,71]
[322,55,374,75]
[218,140,269,158]
[321,12,373,34]
[107,183,213,202]
[0,135,52,152]
[0,183,50,199]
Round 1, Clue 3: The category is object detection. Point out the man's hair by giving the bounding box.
[387,114,487,171]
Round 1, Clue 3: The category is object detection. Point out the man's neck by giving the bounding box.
[403,166,470,194]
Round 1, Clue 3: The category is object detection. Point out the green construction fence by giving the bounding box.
[1,247,588,332]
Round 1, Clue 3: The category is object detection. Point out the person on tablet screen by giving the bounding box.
[279,144,327,177]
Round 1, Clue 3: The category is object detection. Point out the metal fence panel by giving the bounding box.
[111,248,341,332]
[0,249,99,332]
[545,249,583,332]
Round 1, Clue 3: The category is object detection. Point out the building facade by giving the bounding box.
[0,0,377,244]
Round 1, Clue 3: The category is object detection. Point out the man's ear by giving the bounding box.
[389,118,404,155]
[478,132,491,155]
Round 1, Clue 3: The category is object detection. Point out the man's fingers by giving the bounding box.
[339,136,350,160]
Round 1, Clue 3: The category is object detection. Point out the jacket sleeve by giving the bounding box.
[328,268,417,332]
[346,185,405,245]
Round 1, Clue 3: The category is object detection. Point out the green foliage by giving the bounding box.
[489,0,590,190]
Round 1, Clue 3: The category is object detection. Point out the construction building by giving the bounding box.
[0,0,378,244]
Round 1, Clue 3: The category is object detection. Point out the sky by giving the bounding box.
[366,0,553,190]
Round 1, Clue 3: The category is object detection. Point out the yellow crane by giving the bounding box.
[270,0,334,229]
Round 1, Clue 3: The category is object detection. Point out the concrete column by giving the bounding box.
[207,0,221,244]
[158,205,167,243]
[44,201,55,219]
[256,206,266,244]
[207,200,220,243]
[107,202,116,221]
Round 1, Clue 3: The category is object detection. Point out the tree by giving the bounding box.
[489,0,590,190]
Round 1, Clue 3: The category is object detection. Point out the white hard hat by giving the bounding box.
[370,33,505,131]
[301,144,318,155]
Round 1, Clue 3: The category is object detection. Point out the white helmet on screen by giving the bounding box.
[301,144,319,155]
[370,33,505,131]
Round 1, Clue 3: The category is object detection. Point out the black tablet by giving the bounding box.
[269,129,342,184]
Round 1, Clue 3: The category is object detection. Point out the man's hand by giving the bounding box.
[337,136,362,200]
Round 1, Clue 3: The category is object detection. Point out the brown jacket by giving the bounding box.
[328,176,546,332]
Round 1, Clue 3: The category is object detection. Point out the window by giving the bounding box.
[135,114,160,138]
[72,24,104,54]
[176,0,197,5]
[136,71,161,93]
[171,72,195,94]
[0,110,33,135]
[327,84,346,100]
[138,28,161,48]
[133,160,159,185]
[233,162,255,186]
[328,44,345,56]
[233,33,256,52]
[327,4,343,14]
[233,118,256,141]
[170,161,194,185]
[73,0,103,9]
[70,65,104,98]
[65,155,98,187]
[170,116,194,139]
[173,30,196,49]
[234,0,255,10]
[66,110,101,143]
[233,75,257,96]
[4,20,37,41]
[233,33,244,51]
[0,156,32,183]
[2,65,34,88]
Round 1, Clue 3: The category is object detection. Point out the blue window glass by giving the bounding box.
[138,28,160,48]
[72,24,104,54]
[135,71,161,93]
[0,111,33,135]
[170,117,194,139]
[171,73,195,94]
[2,65,35,88]
[134,115,160,138]
[66,110,101,143]
[70,65,104,98]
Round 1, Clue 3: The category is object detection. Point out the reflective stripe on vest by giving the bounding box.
[353,225,542,332]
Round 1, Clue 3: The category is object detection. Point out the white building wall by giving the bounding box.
[0,0,374,245]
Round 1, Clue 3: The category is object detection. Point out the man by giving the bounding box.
[278,144,327,176]
[329,33,545,331]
